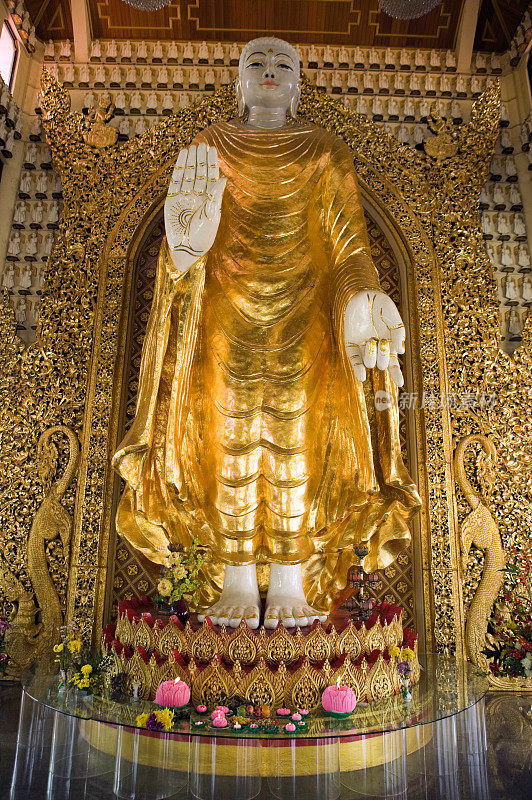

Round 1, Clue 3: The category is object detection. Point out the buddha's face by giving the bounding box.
[239,39,300,113]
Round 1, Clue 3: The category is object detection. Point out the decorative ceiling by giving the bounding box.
[26,0,73,41]
[25,0,529,52]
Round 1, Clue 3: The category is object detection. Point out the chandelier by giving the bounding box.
[121,0,171,11]
[378,0,443,19]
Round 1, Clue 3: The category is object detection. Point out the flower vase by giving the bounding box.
[401,679,412,702]
[155,600,171,616]
[171,598,190,624]
[58,669,67,693]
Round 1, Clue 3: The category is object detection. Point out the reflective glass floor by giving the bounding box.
[0,659,530,800]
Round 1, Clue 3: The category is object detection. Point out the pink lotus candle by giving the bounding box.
[155,679,191,709]
[321,684,356,716]
[213,716,228,728]
[196,704,207,714]
[276,707,291,716]
[292,713,302,721]
[285,723,296,733]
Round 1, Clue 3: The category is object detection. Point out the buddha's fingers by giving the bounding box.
[205,177,227,219]
[363,338,378,369]
[194,142,208,196]
[388,354,404,388]
[390,323,406,355]
[346,342,366,382]
[181,144,197,195]
[376,339,390,371]
[207,145,219,188]
[170,148,188,194]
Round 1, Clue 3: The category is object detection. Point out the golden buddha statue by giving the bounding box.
[113,38,420,630]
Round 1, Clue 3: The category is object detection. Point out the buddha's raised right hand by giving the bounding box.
[164,143,227,273]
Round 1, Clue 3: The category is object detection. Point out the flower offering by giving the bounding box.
[321,684,357,717]
[155,678,191,709]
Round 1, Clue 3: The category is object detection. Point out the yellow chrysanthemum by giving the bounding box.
[403,647,415,660]
[136,713,150,728]
[53,643,64,653]
[157,578,173,597]
[81,664,93,675]
[67,639,82,654]
[78,678,90,689]
[154,707,175,730]
[172,564,186,581]
[389,646,400,659]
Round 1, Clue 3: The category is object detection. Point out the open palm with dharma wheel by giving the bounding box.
[164,143,227,273]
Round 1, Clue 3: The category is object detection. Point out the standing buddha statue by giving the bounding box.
[113,38,420,630]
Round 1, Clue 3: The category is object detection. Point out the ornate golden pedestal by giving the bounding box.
[103,601,420,709]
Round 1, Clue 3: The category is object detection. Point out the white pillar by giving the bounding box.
[71,0,91,63]
[455,0,481,74]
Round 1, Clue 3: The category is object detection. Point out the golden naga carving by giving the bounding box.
[5,426,79,676]
[454,435,505,669]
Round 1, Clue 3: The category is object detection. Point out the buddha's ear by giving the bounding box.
[235,78,246,118]
[289,83,301,120]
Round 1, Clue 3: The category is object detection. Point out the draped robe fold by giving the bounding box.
[113,120,420,611]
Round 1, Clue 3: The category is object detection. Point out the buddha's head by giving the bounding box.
[237,37,301,121]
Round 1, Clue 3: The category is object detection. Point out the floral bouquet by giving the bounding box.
[136,708,174,732]
[0,616,11,674]
[154,537,205,611]
[53,628,83,683]
[483,546,532,679]
[389,645,415,700]
[53,626,112,693]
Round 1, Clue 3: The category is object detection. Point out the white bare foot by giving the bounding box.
[197,565,260,630]
[264,563,327,630]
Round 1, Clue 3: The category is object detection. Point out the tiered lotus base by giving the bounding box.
[102,600,419,711]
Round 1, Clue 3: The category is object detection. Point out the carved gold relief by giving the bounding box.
[113,610,407,667]
[454,435,505,671]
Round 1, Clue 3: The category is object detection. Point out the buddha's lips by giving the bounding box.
[261,81,279,86]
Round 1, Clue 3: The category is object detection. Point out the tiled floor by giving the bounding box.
[0,682,530,799]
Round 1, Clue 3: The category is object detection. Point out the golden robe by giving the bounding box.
[113,120,420,611]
